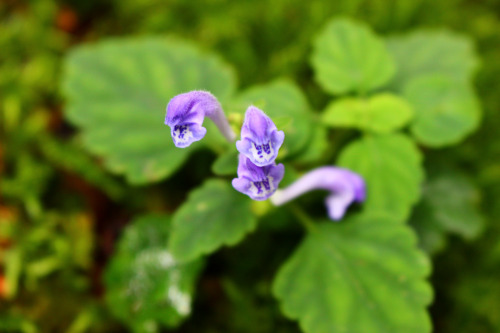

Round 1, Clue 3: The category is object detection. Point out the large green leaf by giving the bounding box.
[386,30,479,90]
[311,18,395,94]
[62,38,237,184]
[273,214,432,333]
[233,80,314,158]
[411,170,484,254]
[169,179,257,262]
[404,74,481,147]
[322,93,413,133]
[105,214,204,333]
[338,133,424,221]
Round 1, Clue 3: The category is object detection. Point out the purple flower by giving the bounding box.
[236,106,285,167]
[232,154,285,201]
[165,91,236,148]
[270,167,366,221]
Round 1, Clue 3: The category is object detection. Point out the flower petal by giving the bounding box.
[232,154,284,200]
[171,123,207,148]
[236,106,284,166]
[325,187,356,221]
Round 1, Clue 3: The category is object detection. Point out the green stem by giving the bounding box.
[290,204,317,232]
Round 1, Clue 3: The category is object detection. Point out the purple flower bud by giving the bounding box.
[236,106,285,167]
[232,154,285,201]
[165,91,236,148]
[271,167,366,221]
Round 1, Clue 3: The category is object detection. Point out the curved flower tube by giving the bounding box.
[271,167,366,221]
[232,154,285,201]
[236,106,285,167]
[165,91,236,148]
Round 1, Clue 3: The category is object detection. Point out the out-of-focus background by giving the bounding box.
[1,0,499,332]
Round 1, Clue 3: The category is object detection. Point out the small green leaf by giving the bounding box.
[169,179,257,262]
[105,214,204,332]
[311,18,395,94]
[62,38,237,184]
[411,170,484,254]
[338,133,424,221]
[404,74,481,147]
[233,80,314,158]
[211,149,238,176]
[273,214,432,333]
[386,30,479,89]
[322,93,413,133]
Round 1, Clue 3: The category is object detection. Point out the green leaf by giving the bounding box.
[211,149,238,176]
[62,38,237,184]
[294,125,329,164]
[273,214,432,333]
[386,30,480,89]
[322,93,413,133]
[311,18,395,94]
[338,133,424,221]
[411,170,484,254]
[233,80,314,158]
[105,214,204,332]
[404,74,481,147]
[169,179,257,262]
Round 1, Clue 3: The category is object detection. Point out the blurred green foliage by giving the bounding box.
[1,0,499,332]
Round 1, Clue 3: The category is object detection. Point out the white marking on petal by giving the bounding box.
[173,124,194,145]
[249,175,275,199]
[249,141,274,165]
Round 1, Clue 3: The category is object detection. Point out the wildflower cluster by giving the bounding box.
[165,91,366,220]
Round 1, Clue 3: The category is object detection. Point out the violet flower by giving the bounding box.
[236,106,285,167]
[232,154,285,201]
[271,167,366,221]
[165,91,236,148]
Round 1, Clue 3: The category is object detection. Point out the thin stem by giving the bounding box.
[290,204,317,232]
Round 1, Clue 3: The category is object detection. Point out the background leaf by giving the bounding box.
[386,30,479,90]
[233,80,314,158]
[338,133,424,221]
[105,214,204,332]
[62,38,237,184]
[273,214,432,333]
[169,179,257,262]
[311,18,395,94]
[211,149,238,176]
[322,93,413,133]
[411,169,484,254]
[404,74,481,147]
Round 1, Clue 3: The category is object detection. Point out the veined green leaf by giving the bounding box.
[311,18,395,94]
[411,169,484,254]
[274,214,432,333]
[322,93,413,133]
[386,30,479,90]
[169,179,257,262]
[405,74,481,147]
[338,133,424,221]
[62,38,237,184]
